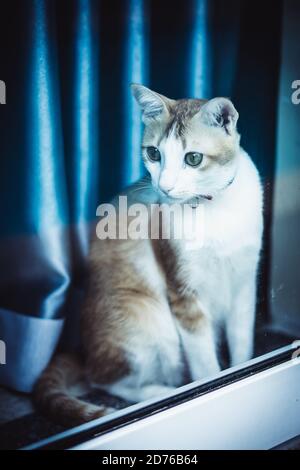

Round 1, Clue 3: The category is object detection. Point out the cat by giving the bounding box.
[34,85,263,427]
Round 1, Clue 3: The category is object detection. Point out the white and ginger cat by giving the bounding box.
[35,85,263,426]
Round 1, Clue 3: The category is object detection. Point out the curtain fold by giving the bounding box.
[122,0,149,186]
[70,0,100,257]
[28,0,70,318]
[188,0,212,98]
[0,0,282,392]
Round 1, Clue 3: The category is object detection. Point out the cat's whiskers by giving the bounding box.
[131,183,151,194]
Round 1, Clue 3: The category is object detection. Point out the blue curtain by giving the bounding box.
[0,0,282,392]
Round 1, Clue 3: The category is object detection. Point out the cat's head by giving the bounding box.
[132,84,241,203]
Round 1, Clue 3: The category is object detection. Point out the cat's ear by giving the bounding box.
[131,84,174,124]
[200,97,239,135]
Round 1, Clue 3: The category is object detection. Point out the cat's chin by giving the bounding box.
[153,184,213,205]
[158,192,213,207]
[187,195,213,208]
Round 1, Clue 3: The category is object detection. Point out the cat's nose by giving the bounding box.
[159,175,175,194]
[159,184,174,195]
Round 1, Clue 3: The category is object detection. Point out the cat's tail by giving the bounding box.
[34,352,113,427]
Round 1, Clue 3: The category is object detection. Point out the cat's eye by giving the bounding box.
[184,152,203,167]
[146,146,161,162]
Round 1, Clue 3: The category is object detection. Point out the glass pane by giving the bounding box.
[0,0,299,450]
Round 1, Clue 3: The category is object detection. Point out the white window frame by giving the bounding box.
[25,342,300,450]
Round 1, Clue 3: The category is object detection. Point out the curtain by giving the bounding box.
[0,0,282,392]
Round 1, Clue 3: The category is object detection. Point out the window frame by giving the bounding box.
[25,342,300,450]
